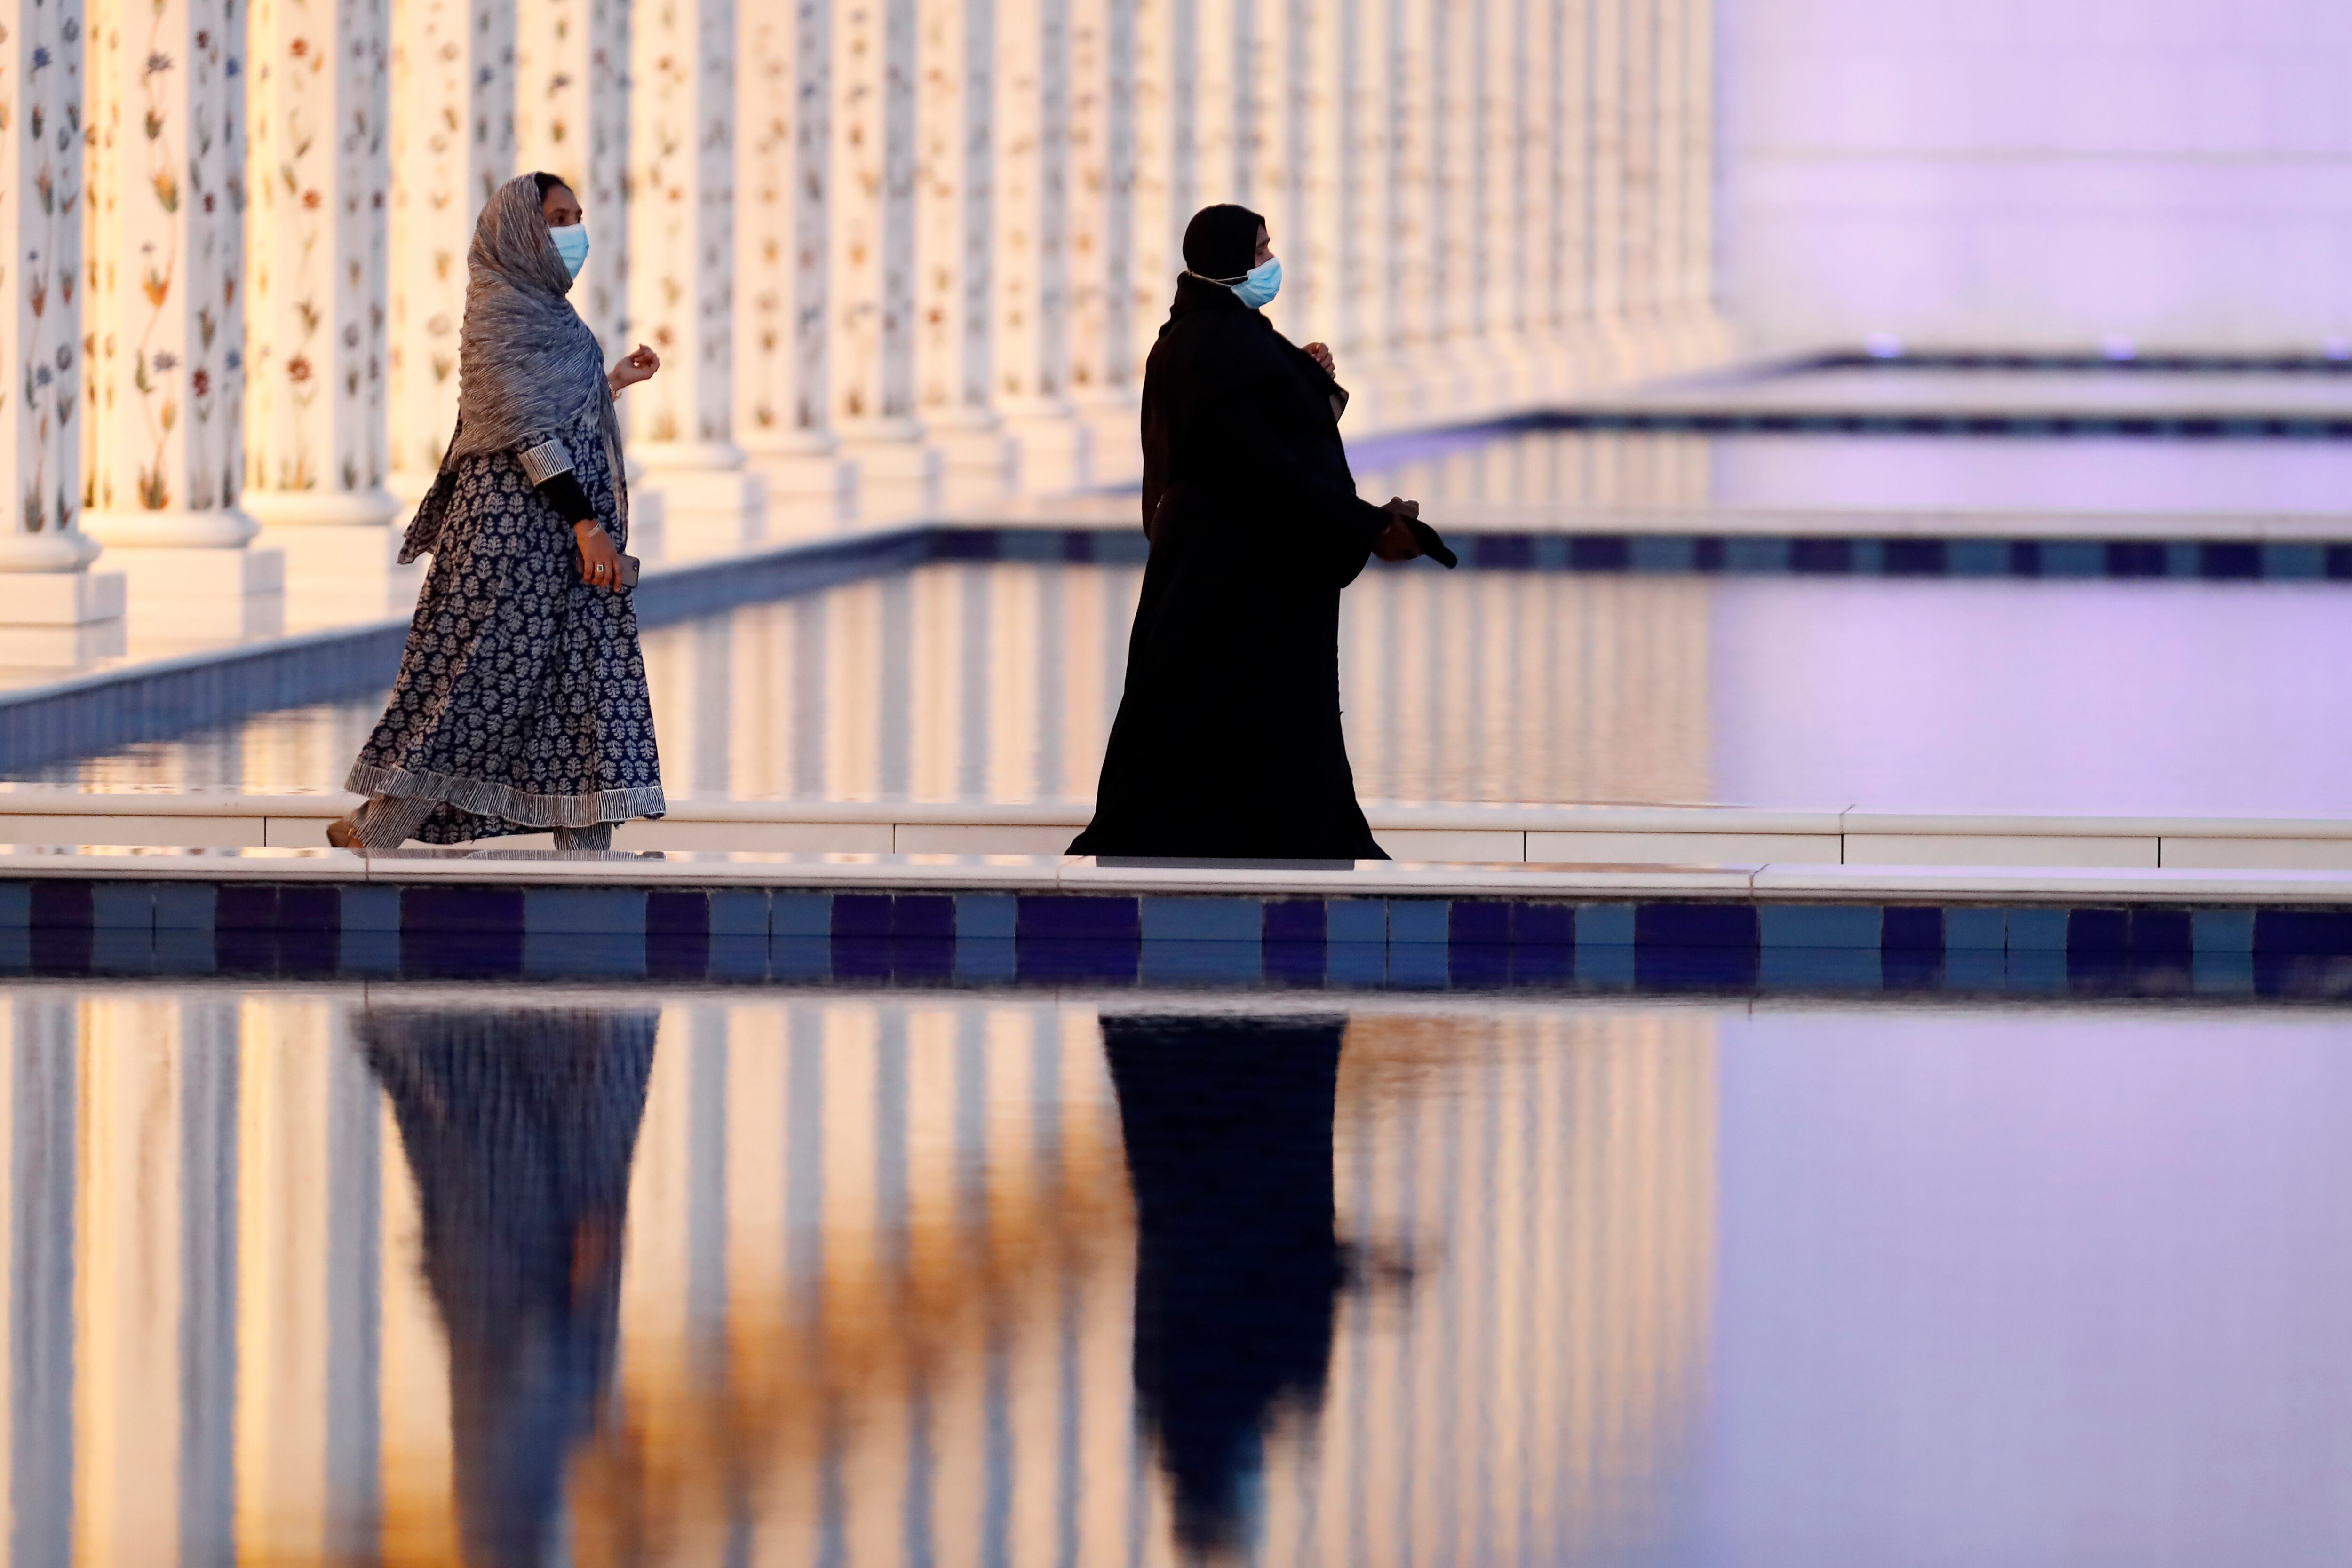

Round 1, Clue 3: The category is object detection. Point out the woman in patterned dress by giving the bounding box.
[330,173,666,852]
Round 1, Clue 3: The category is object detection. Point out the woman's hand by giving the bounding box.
[576,520,625,589]
[1304,341,1336,377]
[1372,497,1424,561]
[608,343,660,395]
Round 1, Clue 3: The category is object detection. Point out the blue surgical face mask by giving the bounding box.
[1230,255,1281,310]
[549,223,590,278]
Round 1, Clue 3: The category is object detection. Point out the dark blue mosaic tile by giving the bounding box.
[953,936,1016,985]
[1629,536,1694,572]
[2006,908,2070,951]
[1473,534,1535,570]
[1142,939,1263,986]
[1448,901,1510,948]
[2254,909,2352,957]
[2263,543,2325,580]
[1017,936,1138,984]
[1725,538,1788,573]
[889,937,957,982]
[1883,539,1946,576]
[1388,900,1449,945]
[1882,906,1943,951]
[1511,902,1575,948]
[890,895,956,941]
[2069,908,2130,953]
[771,935,832,980]
[1449,942,1511,988]
[2008,541,2042,576]
[1636,944,1759,991]
[1511,946,1575,984]
[339,887,400,975]
[2128,908,2193,959]
[832,894,894,940]
[1576,904,1636,947]
[709,891,770,939]
[932,529,999,560]
[1264,940,1327,985]
[1789,538,1853,574]
[2327,545,2352,580]
[648,891,711,978]
[833,936,894,979]
[400,888,524,978]
[2199,543,2261,580]
[1019,895,1140,943]
[1386,942,1450,989]
[1692,537,1727,572]
[1568,536,1630,571]
[2105,541,2166,578]
[1636,902,1758,950]
[1263,899,1327,944]
[29,883,92,974]
[1944,907,2005,950]
[1760,904,1879,949]
[1762,946,1880,990]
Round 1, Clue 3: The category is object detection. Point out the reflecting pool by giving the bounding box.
[21,560,2352,817]
[5,986,2350,1565]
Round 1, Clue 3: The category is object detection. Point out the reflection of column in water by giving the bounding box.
[1339,570,1711,806]
[236,998,382,1560]
[3,996,78,1566]
[1104,1014,1351,1558]
[359,1005,658,1567]
[74,996,239,1564]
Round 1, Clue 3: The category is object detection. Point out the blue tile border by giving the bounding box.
[7,881,2352,999]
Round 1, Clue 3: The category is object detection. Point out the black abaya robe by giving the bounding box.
[1069,274,1394,860]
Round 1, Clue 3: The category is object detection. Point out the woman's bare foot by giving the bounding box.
[326,816,362,851]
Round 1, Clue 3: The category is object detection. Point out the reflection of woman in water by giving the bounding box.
[359,1006,658,1568]
[1103,1014,1350,1559]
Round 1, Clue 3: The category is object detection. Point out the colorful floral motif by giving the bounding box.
[4,0,87,540]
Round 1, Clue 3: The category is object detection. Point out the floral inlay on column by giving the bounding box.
[516,0,626,355]
[0,0,96,567]
[83,0,254,544]
[830,0,919,438]
[627,0,738,451]
[242,0,391,522]
[386,0,513,489]
[911,0,992,429]
[736,0,845,513]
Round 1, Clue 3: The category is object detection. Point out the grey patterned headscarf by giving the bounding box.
[400,174,625,560]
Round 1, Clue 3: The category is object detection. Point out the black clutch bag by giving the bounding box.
[1406,518,1459,569]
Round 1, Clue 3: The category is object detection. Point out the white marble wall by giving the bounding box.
[1724,0,2352,351]
[14,0,1732,610]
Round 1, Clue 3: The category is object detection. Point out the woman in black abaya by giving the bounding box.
[1069,206,1434,861]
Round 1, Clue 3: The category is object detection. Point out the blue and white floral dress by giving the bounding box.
[346,405,664,844]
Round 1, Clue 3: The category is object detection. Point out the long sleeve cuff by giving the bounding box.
[515,437,575,484]
[536,471,596,525]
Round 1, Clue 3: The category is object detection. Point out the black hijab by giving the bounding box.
[1183,204,1264,283]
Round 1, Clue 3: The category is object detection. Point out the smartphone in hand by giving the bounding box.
[617,554,641,590]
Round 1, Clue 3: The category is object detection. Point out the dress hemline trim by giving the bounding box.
[345,762,666,829]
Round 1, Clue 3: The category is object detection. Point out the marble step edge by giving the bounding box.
[3,790,2351,841]
[8,844,2352,905]
[1401,504,2352,542]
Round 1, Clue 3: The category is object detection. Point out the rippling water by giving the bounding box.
[6,984,2351,1564]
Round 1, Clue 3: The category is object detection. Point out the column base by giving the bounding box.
[254,523,427,632]
[631,442,766,559]
[1000,405,1093,495]
[838,425,943,523]
[82,506,261,551]
[1073,394,1143,487]
[0,617,128,675]
[925,416,1017,508]
[240,487,403,529]
[103,546,287,653]
[744,445,856,540]
[0,568,127,627]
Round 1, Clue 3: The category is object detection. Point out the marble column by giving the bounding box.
[738,0,852,529]
[1666,0,1725,363]
[912,0,1013,500]
[1288,0,1351,364]
[385,0,514,499]
[629,0,763,555]
[83,0,284,644]
[1359,0,1440,425]
[0,0,125,654]
[243,0,407,632]
[514,0,628,355]
[1124,0,1184,391]
[830,0,938,515]
[1587,0,1636,375]
[991,0,1089,492]
[1065,0,1138,483]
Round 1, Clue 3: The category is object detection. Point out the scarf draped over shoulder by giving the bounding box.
[399,174,625,561]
